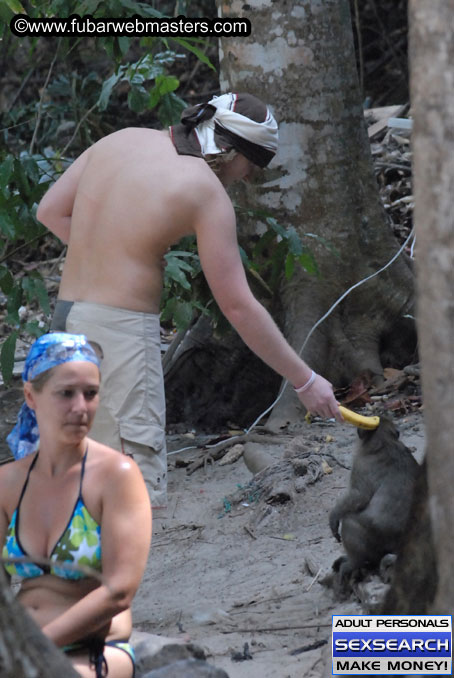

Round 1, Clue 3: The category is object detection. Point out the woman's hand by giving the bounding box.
[296,374,343,422]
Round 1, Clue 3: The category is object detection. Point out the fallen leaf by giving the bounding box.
[322,460,333,474]
[383,367,404,380]
[219,444,244,466]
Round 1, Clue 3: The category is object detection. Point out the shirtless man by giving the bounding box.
[37,92,342,507]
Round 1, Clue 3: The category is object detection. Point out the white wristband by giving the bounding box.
[294,370,317,394]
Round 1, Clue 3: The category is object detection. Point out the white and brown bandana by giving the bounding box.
[170,92,278,168]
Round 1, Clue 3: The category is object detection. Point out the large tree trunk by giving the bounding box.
[381,460,437,614]
[216,0,416,429]
[0,568,79,677]
[377,1,454,632]
[408,0,454,613]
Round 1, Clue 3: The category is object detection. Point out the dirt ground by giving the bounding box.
[0,378,425,677]
[130,409,426,678]
[0,356,425,677]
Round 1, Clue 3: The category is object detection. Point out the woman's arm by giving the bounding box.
[0,496,10,579]
[0,465,17,585]
[0,473,10,545]
[42,453,151,647]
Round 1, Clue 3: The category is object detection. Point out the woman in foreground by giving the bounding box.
[0,332,151,678]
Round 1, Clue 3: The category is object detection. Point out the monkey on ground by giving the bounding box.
[329,415,421,592]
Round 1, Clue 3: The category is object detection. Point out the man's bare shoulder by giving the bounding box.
[92,126,165,150]
[179,156,229,196]
[90,128,226,193]
[83,128,235,233]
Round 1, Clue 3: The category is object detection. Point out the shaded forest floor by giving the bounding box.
[0,382,425,677]
[132,410,425,678]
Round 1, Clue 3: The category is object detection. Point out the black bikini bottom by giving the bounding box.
[63,637,135,678]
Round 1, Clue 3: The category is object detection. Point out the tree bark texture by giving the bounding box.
[381,461,437,614]
[217,0,416,428]
[0,568,79,678]
[409,0,454,613]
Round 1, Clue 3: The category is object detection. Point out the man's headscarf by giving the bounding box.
[170,92,278,168]
[7,333,101,460]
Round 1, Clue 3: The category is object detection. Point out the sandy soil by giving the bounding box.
[0,379,425,677]
[131,411,426,678]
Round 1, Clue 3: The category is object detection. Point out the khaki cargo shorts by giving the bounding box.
[52,300,167,507]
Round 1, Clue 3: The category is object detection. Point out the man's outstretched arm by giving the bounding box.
[196,195,342,421]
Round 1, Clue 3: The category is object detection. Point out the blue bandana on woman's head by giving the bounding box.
[7,333,101,460]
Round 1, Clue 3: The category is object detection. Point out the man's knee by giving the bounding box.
[122,440,167,508]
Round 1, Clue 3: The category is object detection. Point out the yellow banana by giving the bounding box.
[338,405,380,430]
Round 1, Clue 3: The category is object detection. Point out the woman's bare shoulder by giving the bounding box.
[84,439,148,513]
[0,456,34,505]
[85,439,142,480]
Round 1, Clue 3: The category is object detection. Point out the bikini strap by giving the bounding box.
[78,445,89,496]
[16,452,39,511]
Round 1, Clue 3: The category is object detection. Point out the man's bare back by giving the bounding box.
[40,128,233,313]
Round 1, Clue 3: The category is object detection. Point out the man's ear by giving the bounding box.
[23,382,36,410]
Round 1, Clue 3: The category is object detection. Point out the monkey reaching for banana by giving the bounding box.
[329,415,421,592]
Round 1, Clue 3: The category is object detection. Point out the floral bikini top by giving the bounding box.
[2,450,101,581]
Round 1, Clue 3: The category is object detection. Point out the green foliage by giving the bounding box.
[161,240,210,332]
[98,51,187,126]
[0,150,52,383]
[1,0,216,155]
[160,213,338,335]
[240,209,340,291]
[0,329,18,385]
[172,37,216,72]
